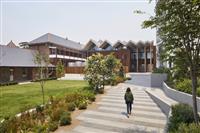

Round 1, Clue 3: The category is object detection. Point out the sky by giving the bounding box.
[0,0,156,46]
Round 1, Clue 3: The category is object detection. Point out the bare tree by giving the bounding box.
[34,52,50,105]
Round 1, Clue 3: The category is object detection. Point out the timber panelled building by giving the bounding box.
[0,33,156,82]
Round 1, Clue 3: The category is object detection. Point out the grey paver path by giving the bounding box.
[63,83,167,133]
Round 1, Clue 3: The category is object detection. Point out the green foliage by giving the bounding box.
[175,79,200,97]
[84,53,105,91]
[59,112,71,126]
[84,53,123,92]
[50,107,65,122]
[56,59,65,78]
[142,1,200,121]
[0,80,88,120]
[0,81,95,132]
[0,81,18,86]
[32,124,48,133]
[48,121,58,132]
[67,102,76,111]
[0,117,18,133]
[153,67,170,74]
[36,105,44,113]
[168,103,197,132]
[78,102,87,110]
[86,93,96,102]
[32,77,57,82]
[174,123,200,133]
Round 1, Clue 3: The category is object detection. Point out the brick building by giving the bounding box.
[0,33,156,82]
[0,44,54,83]
[83,39,156,72]
[22,33,156,73]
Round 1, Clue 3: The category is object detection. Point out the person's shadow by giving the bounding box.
[121,112,129,118]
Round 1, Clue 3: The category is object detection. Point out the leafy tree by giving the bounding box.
[84,53,123,92]
[84,53,105,92]
[56,59,65,78]
[104,53,123,83]
[34,52,50,105]
[142,0,200,123]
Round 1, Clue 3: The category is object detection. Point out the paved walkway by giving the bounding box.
[68,83,167,133]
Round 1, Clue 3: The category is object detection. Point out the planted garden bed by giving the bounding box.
[0,91,95,132]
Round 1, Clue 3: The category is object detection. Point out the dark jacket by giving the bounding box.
[124,92,134,104]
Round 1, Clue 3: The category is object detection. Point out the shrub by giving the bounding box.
[50,108,65,122]
[153,67,170,73]
[175,79,200,97]
[176,79,192,94]
[174,123,200,133]
[87,94,96,102]
[0,116,18,133]
[67,102,76,111]
[168,103,197,132]
[98,88,104,94]
[78,102,87,110]
[65,93,84,103]
[48,121,58,132]
[32,124,48,133]
[59,112,71,126]
[115,76,125,83]
[0,81,18,86]
[36,105,44,113]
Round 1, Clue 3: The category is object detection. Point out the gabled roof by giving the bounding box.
[29,33,82,50]
[113,40,126,49]
[99,40,113,49]
[7,40,18,48]
[0,45,54,67]
[83,39,99,51]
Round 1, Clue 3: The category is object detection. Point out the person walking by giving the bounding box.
[124,87,134,117]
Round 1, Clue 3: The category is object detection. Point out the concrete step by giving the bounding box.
[97,102,158,108]
[77,116,164,133]
[99,104,162,113]
[101,99,157,106]
[73,125,119,133]
[98,106,166,119]
[80,110,166,128]
[102,98,154,103]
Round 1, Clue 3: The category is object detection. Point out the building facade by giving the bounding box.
[22,33,156,74]
[0,44,54,83]
[83,40,156,72]
[22,33,86,68]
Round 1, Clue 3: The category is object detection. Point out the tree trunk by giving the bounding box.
[103,76,105,89]
[190,67,199,123]
[41,79,45,105]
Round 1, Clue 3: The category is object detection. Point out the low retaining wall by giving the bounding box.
[163,82,200,112]
[146,90,171,117]
[128,73,167,88]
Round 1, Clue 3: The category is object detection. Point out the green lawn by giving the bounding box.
[0,80,89,120]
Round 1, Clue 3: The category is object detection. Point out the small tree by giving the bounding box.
[56,59,65,78]
[34,52,50,105]
[141,0,200,123]
[84,53,123,92]
[104,53,123,81]
[84,53,105,92]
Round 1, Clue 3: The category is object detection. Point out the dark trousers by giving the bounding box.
[126,102,132,114]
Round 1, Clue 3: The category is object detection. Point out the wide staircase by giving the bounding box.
[69,83,167,133]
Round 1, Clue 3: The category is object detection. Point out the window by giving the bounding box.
[50,48,56,55]
[22,68,28,77]
[139,52,145,59]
